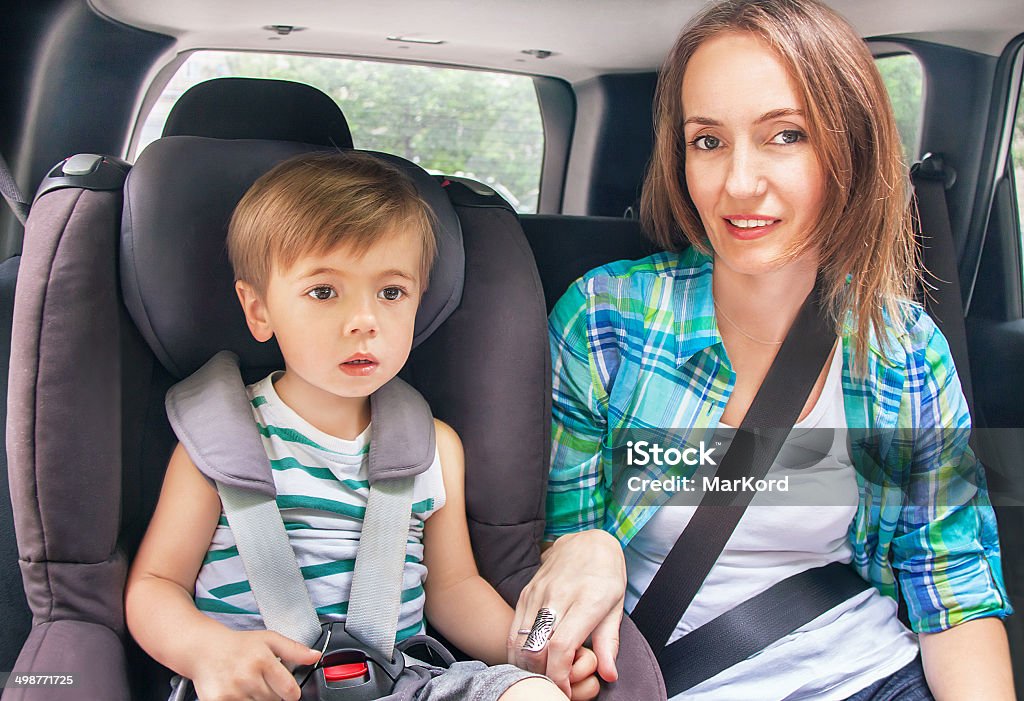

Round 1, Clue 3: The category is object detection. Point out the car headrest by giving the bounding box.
[121,136,463,379]
[162,77,354,149]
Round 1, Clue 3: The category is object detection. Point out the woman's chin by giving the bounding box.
[710,238,816,281]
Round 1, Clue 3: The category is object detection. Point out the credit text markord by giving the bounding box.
[626,475,790,493]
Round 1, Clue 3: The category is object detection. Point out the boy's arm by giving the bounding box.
[125,443,318,701]
[422,420,512,666]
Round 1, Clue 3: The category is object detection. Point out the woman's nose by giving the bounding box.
[724,144,768,200]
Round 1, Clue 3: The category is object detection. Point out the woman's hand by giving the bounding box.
[508,529,627,697]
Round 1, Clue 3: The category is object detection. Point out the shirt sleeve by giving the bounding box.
[891,320,1013,633]
[545,277,613,540]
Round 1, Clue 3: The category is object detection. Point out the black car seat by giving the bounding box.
[4,78,663,700]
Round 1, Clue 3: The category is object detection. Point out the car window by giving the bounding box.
[876,53,925,163]
[134,51,545,213]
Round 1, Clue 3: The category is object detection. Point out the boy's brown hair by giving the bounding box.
[228,151,437,294]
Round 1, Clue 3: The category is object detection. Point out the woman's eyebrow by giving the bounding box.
[683,108,805,127]
[756,108,804,123]
[683,115,722,127]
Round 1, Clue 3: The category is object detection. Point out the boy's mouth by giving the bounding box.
[340,354,379,377]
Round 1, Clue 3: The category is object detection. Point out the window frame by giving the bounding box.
[127,48,554,213]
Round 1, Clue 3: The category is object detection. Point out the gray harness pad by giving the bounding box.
[165,350,437,491]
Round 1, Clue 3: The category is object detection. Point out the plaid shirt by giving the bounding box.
[546,246,1012,634]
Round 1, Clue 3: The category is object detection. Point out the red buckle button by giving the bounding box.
[323,662,369,682]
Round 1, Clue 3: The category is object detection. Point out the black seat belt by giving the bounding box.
[629,282,870,696]
[0,152,29,226]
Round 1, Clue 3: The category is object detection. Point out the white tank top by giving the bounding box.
[624,347,920,699]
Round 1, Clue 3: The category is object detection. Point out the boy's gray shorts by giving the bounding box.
[170,649,546,701]
[387,659,546,701]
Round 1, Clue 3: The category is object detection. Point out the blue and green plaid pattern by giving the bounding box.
[546,246,1011,634]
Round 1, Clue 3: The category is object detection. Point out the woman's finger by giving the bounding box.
[513,600,557,676]
[589,597,623,682]
[507,585,538,664]
[536,603,602,695]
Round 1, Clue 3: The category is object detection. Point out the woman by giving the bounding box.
[509,0,1014,698]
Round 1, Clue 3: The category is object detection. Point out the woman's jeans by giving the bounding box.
[843,657,934,701]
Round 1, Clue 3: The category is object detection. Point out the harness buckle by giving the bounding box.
[295,622,406,700]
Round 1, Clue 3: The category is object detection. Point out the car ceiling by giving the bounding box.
[92,0,1024,83]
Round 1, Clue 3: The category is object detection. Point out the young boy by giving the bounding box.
[125,152,597,701]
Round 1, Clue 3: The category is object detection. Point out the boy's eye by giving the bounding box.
[771,129,806,145]
[307,285,337,301]
[379,286,405,302]
[690,135,721,151]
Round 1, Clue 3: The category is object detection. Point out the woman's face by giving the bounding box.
[682,31,825,278]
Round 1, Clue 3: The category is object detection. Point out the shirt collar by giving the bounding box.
[671,246,724,367]
[670,246,907,369]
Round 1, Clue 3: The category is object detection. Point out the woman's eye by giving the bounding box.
[771,129,806,145]
[306,285,336,301]
[379,286,405,302]
[691,135,721,151]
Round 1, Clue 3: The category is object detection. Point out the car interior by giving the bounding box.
[2,1,1024,699]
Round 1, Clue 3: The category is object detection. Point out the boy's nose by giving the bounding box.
[344,317,378,336]
[343,300,379,336]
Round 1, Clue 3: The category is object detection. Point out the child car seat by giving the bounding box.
[4,78,663,700]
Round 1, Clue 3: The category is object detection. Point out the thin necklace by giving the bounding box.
[713,300,784,345]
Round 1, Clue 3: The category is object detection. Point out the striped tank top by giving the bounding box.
[193,372,446,643]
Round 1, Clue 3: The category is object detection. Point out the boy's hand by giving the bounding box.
[569,646,600,701]
[190,629,321,701]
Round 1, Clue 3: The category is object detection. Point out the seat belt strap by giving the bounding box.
[659,561,870,696]
[629,282,837,652]
[911,156,974,414]
[0,152,29,226]
[345,476,416,662]
[218,483,323,646]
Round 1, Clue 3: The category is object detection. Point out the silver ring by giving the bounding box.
[521,607,558,652]
[516,629,532,635]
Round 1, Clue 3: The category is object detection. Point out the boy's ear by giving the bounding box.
[235,280,273,343]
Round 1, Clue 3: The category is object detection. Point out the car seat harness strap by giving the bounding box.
[345,475,416,661]
[165,351,436,700]
[217,482,323,645]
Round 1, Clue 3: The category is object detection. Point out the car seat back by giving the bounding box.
[5,78,663,700]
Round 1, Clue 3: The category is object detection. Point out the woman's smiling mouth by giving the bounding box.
[722,216,781,240]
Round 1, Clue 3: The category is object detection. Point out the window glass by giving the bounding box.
[876,53,925,163]
[136,52,545,213]
[1013,77,1024,240]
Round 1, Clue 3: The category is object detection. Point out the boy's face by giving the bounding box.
[236,228,424,410]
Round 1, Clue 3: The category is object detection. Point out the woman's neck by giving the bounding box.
[711,254,817,345]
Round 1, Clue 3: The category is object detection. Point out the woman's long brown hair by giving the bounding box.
[641,0,919,373]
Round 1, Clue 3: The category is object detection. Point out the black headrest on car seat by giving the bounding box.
[162,77,354,149]
[121,136,463,379]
